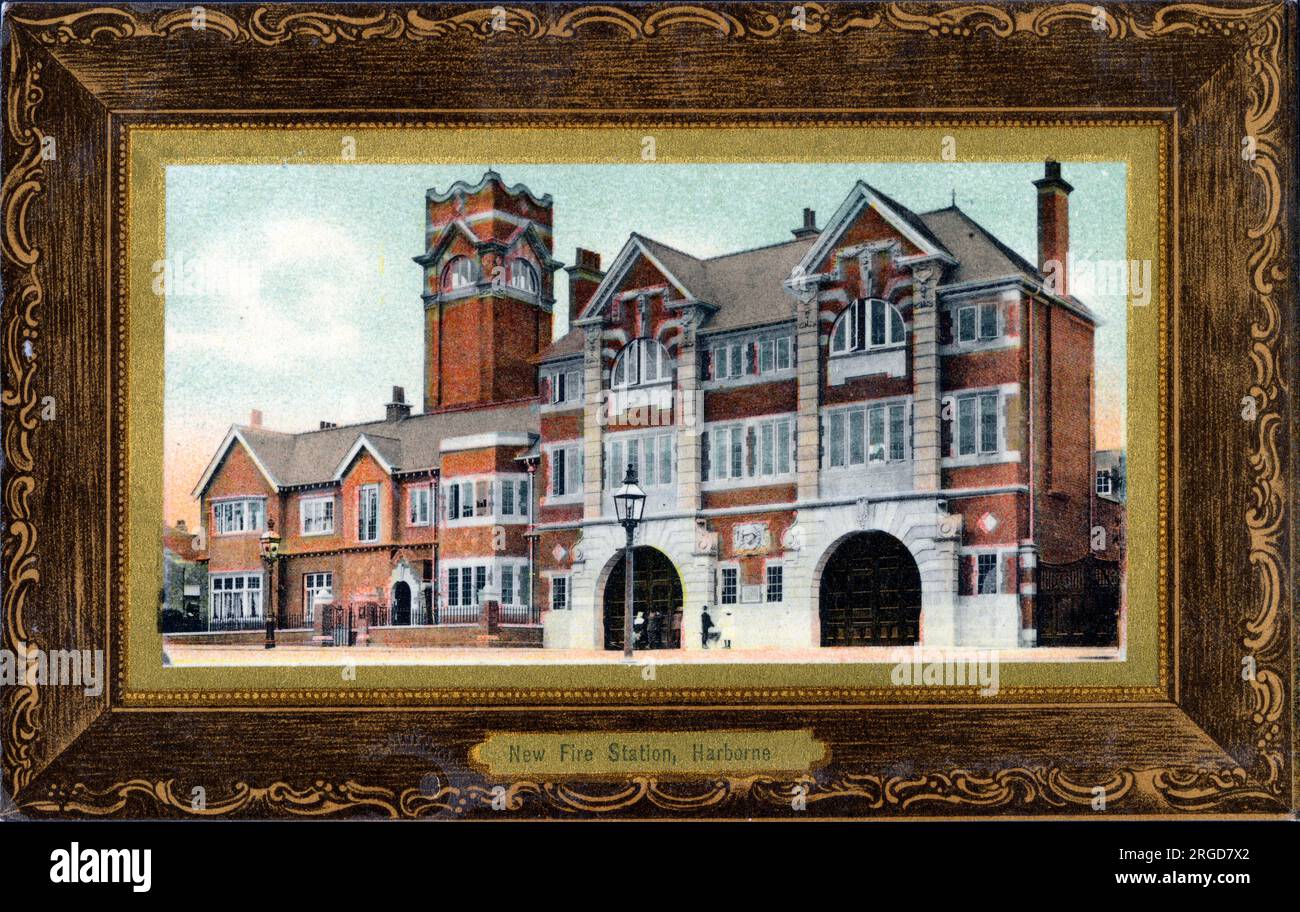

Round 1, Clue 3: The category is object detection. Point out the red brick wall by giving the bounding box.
[204,443,277,573]
[1032,299,1095,563]
[704,380,796,422]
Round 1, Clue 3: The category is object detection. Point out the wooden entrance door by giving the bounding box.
[819,532,921,646]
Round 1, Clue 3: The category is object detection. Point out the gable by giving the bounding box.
[794,182,955,284]
[192,429,280,500]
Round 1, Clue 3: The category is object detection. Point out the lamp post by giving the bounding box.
[259,520,281,649]
[611,463,647,660]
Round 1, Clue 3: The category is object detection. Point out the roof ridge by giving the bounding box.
[633,232,707,264]
[702,235,811,262]
[929,205,1041,278]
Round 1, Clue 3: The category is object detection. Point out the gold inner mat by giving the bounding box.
[126,123,1165,697]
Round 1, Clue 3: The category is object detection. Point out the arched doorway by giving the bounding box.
[391,581,412,626]
[819,531,921,646]
[603,546,683,651]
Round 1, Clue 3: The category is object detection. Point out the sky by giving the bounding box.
[164,161,1128,528]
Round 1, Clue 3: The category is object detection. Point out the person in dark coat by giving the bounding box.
[701,606,715,649]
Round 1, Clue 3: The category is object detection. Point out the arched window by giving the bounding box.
[830,298,906,355]
[509,259,538,295]
[611,338,672,390]
[443,256,477,291]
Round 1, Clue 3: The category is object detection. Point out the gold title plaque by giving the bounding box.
[474,731,827,778]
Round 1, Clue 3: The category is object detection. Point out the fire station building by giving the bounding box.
[192,163,1102,651]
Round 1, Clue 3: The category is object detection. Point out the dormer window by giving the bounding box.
[443,256,477,291]
[509,259,538,295]
[611,338,671,390]
[830,298,905,355]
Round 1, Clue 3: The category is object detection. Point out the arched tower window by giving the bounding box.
[611,338,672,390]
[830,298,906,355]
[509,259,538,295]
[443,256,478,291]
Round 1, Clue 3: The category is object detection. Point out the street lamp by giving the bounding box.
[612,463,647,660]
[259,520,281,650]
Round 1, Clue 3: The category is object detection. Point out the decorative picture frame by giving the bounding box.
[1,2,1293,818]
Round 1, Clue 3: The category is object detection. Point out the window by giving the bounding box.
[958,302,1000,343]
[550,446,582,498]
[509,259,538,294]
[210,574,262,619]
[446,565,493,607]
[606,433,674,488]
[956,392,1000,457]
[830,299,905,355]
[1096,470,1113,496]
[444,256,476,291]
[358,484,379,542]
[500,566,515,605]
[446,480,474,520]
[299,497,333,535]
[500,480,514,516]
[551,576,569,610]
[517,480,529,517]
[213,498,265,536]
[611,339,671,389]
[406,486,431,526]
[976,553,999,595]
[766,564,784,603]
[549,369,581,406]
[706,425,745,481]
[720,567,738,605]
[826,403,909,467]
[708,334,793,381]
[303,572,332,624]
[703,419,794,482]
[756,418,793,476]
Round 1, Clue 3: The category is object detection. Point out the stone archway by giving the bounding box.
[600,546,684,651]
[816,530,922,646]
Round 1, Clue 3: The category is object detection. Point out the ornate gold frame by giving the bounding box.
[1,2,1293,818]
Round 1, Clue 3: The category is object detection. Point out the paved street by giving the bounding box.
[163,643,1123,666]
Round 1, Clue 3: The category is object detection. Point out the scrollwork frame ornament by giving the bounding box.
[1,2,1292,818]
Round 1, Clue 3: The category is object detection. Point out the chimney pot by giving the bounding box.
[249,409,263,428]
[386,386,412,422]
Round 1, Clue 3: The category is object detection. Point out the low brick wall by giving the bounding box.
[163,629,316,647]
[365,625,543,648]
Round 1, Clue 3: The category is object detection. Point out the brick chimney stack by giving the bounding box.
[386,385,412,422]
[564,247,605,329]
[249,409,263,428]
[1033,160,1073,296]
[791,208,819,238]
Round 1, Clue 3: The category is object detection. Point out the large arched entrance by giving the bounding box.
[603,546,684,651]
[819,531,922,646]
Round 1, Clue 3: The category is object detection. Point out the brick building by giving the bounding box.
[191,163,1110,651]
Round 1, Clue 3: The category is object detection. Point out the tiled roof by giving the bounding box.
[210,402,538,493]
[535,327,584,363]
[636,234,818,335]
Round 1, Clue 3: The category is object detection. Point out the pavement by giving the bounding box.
[162,642,1124,667]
